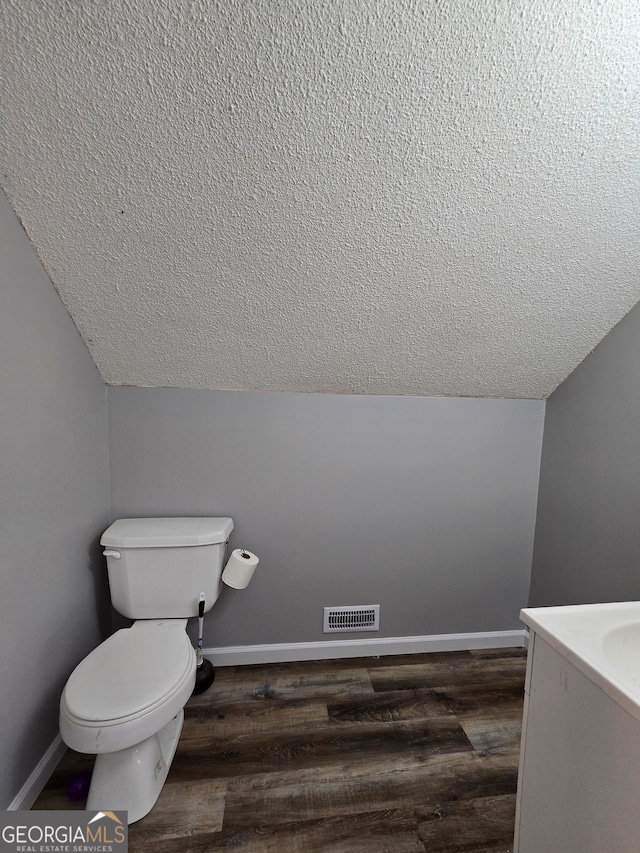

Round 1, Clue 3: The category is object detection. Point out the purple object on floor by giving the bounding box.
[66,770,92,802]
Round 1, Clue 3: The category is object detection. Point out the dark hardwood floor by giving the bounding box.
[34,647,527,852]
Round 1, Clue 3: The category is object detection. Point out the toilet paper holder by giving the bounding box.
[222,547,259,590]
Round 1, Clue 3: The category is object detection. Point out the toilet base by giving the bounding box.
[86,710,184,824]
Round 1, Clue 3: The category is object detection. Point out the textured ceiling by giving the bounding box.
[2,0,640,398]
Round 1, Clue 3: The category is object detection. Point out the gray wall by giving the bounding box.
[0,190,110,808]
[108,388,545,647]
[0,178,547,806]
[530,302,640,606]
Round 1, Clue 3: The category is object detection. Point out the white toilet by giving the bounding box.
[59,516,234,824]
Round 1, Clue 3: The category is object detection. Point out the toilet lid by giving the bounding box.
[63,622,195,722]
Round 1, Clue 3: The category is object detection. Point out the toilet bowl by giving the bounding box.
[59,517,234,824]
[60,619,196,823]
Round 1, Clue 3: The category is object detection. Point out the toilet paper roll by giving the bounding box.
[222,548,259,589]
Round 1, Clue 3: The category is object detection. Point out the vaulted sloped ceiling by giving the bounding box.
[1,0,639,398]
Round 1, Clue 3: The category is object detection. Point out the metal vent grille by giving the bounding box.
[323,605,380,633]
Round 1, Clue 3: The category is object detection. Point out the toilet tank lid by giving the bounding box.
[100,517,234,548]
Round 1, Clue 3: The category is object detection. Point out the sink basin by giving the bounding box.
[521,601,640,723]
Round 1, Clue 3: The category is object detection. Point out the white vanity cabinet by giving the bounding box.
[514,629,640,852]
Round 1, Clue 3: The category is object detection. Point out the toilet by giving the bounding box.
[59,516,234,824]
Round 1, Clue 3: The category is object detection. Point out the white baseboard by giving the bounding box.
[204,629,528,666]
[8,734,66,811]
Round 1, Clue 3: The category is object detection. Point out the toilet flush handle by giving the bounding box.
[102,549,122,559]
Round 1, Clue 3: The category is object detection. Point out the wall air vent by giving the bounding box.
[323,605,380,633]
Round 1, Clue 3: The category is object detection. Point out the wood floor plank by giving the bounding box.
[452,846,513,853]
[369,658,527,692]
[327,686,451,724]
[256,668,375,699]
[187,665,374,707]
[469,647,527,660]
[169,715,472,781]
[183,697,329,739]
[128,778,227,846]
[359,650,476,667]
[428,681,525,716]
[417,793,516,852]
[130,808,427,853]
[459,712,523,757]
[413,751,519,811]
[221,750,515,831]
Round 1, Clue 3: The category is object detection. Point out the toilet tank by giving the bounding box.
[100,517,234,619]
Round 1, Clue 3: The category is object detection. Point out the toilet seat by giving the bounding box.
[60,619,196,754]
[63,620,194,722]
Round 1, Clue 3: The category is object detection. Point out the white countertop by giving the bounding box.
[521,601,640,725]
